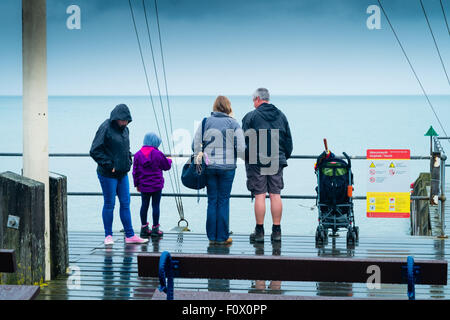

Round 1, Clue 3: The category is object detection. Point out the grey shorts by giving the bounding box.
[245,164,284,195]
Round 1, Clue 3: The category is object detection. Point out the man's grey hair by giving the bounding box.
[252,88,270,101]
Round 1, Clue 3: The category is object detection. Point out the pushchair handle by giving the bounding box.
[342,152,351,168]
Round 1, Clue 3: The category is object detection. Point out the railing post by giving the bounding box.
[430,152,441,206]
[410,173,431,236]
[439,154,447,238]
[410,200,417,236]
[49,172,69,278]
[431,136,447,238]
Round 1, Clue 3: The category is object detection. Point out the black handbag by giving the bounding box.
[181,117,208,190]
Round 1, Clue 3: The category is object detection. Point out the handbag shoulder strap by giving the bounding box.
[201,117,207,152]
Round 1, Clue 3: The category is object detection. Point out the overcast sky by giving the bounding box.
[1,0,450,95]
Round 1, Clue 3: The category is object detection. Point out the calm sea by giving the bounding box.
[1,95,449,237]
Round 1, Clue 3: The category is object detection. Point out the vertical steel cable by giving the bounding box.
[440,0,450,36]
[128,0,161,140]
[419,0,450,87]
[154,0,176,140]
[128,0,184,219]
[142,0,184,216]
[152,0,185,217]
[377,0,449,140]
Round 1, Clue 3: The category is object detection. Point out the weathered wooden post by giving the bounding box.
[0,172,46,285]
[22,0,50,280]
[49,173,68,278]
[410,173,431,236]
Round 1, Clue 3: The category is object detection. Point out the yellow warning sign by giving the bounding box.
[370,162,376,168]
[389,162,395,168]
[366,192,410,218]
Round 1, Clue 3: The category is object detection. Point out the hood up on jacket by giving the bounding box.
[140,146,156,168]
[143,132,162,148]
[110,104,132,123]
[256,103,281,122]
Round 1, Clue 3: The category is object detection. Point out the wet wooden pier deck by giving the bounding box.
[35,181,450,300]
[36,230,450,300]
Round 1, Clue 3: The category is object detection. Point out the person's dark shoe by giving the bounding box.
[140,223,151,238]
[250,228,264,243]
[271,225,281,242]
[271,230,281,242]
[151,224,164,238]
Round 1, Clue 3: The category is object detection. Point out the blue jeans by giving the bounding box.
[206,168,236,242]
[97,173,135,238]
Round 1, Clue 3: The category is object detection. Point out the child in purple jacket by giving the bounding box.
[133,132,172,238]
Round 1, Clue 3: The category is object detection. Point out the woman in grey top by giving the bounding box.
[192,96,245,245]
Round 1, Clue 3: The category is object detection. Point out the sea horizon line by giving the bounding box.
[1,93,449,98]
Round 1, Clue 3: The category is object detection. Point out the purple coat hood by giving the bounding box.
[132,146,172,193]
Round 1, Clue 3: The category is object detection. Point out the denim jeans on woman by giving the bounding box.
[97,173,134,238]
[205,168,236,242]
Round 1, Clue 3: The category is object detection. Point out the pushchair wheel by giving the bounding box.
[315,226,327,245]
[346,229,357,245]
[352,226,359,241]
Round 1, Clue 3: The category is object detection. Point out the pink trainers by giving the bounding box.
[125,234,149,244]
[104,235,114,245]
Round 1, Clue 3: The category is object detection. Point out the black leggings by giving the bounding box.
[140,190,162,226]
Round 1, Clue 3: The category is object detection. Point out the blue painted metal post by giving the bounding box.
[158,251,178,300]
[406,256,421,300]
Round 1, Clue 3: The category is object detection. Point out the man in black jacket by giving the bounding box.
[90,104,148,245]
[242,88,293,243]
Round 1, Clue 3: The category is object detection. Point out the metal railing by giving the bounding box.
[0,153,433,160]
[433,137,447,237]
[2,149,447,237]
[0,152,433,201]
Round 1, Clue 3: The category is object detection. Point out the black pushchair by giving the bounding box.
[314,151,359,246]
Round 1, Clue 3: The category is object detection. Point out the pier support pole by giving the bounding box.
[439,154,447,238]
[22,0,50,281]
